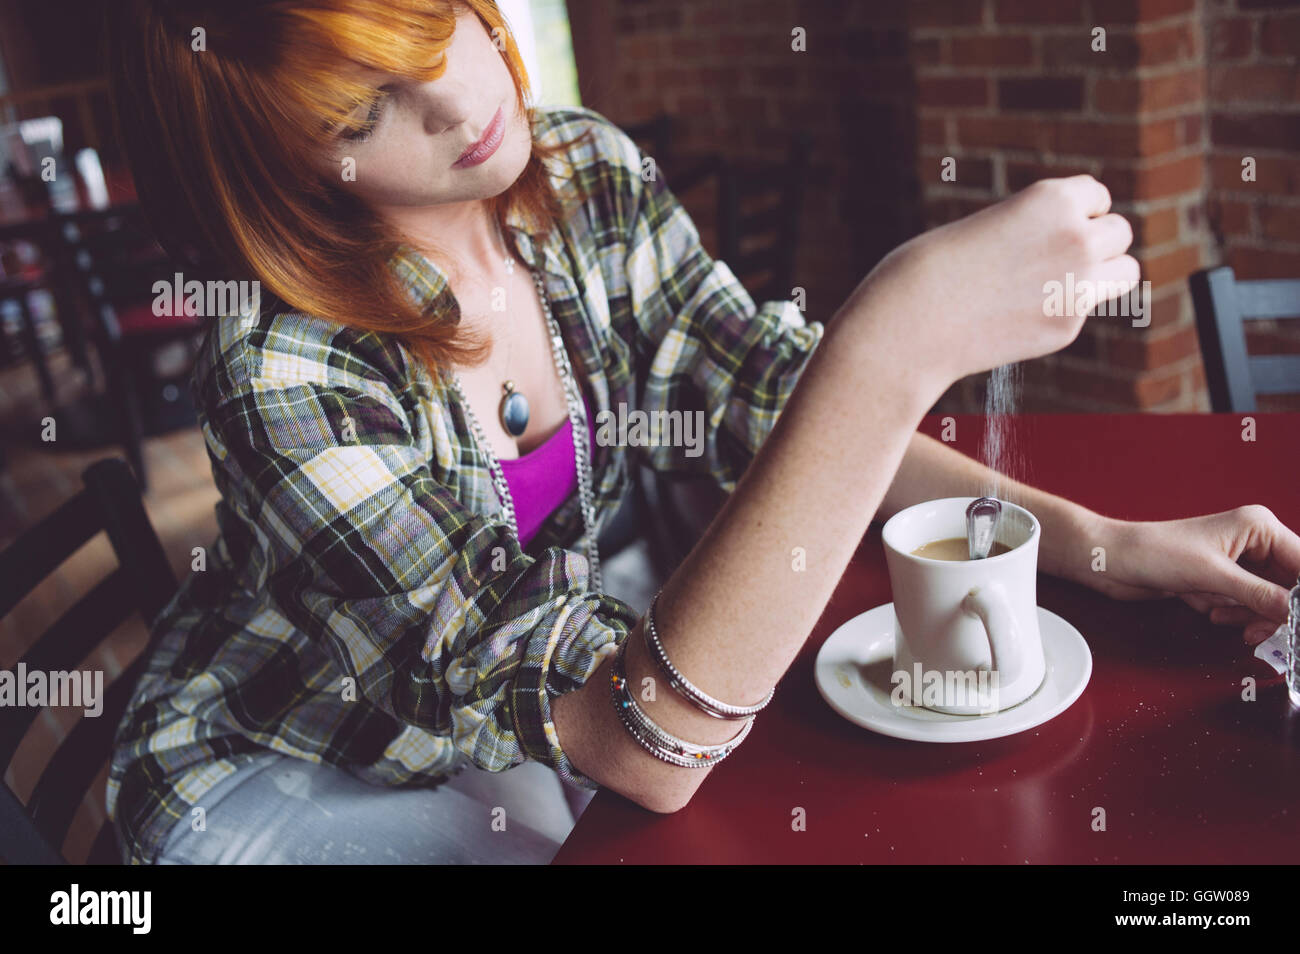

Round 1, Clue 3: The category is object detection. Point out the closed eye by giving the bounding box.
[338,86,395,143]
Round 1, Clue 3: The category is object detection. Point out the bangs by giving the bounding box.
[264,0,530,145]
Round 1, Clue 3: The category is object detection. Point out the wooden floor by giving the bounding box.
[0,347,219,864]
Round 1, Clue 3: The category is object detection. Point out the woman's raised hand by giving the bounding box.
[835,174,1140,402]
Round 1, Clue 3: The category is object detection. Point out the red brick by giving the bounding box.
[1091,0,1197,24]
[1096,67,1206,115]
[1137,243,1202,287]
[1054,120,1149,159]
[950,34,1035,67]
[956,115,1054,151]
[1212,113,1300,151]
[1260,204,1300,243]
[999,76,1085,111]
[1211,64,1300,105]
[1133,364,1186,408]
[1245,319,1300,355]
[1210,154,1300,194]
[908,0,986,28]
[1211,198,1256,238]
[1104,153,1204,202]
[1107,321,1200,370]
[918,76,991,108]
[1136,119,1182,156]
[1210,17,1255,60]
[1259,13,1300,58]
[1132,206,1181,246]
[1136,21,1200,65]
[994,0,1086,23]
[1227,246,1300,280]
[1042,32,1137,67]
[938,155,995,188]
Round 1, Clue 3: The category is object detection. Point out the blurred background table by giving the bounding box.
[554,412,1300,864]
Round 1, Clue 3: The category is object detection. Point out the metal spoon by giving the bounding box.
[966,497,1003,560]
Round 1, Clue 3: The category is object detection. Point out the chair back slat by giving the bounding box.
[28,655,149,850]
[1249,354,1300,396]
[0,458,178,864]
[0,493,99,618]
[1235,279,1300,322]
[0,569,135,768]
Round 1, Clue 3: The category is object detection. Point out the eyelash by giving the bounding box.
[340,94,386,143]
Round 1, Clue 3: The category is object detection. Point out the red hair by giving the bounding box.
[104,0,594,371]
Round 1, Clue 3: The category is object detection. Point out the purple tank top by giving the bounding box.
[497,391,596,548]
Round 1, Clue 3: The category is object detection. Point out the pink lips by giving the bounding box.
[453,105,505,168]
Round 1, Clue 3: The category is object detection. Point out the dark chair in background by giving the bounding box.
[56,206,203,489]
[0,458,177,865]
[606,116,815,578]
[1190,265,1300,412]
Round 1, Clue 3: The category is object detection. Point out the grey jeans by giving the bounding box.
[154,752,598,865]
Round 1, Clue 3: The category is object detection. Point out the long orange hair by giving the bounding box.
[103,0,595,372]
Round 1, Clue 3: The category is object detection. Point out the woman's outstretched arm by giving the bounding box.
[555,169,1141,812]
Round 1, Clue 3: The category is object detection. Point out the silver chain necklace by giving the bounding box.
[446,265,602,594]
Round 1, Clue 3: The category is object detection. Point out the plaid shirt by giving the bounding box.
[106,104,824,864]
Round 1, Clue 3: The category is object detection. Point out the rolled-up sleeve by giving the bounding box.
[208,342,637,789]
[609,121,825,491]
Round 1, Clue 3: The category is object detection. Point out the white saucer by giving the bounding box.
[814,603,1092,742]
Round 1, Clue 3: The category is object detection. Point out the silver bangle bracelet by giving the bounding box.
[644,589,776,720]
[609,636,752,768]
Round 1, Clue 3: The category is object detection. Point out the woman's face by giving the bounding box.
[316,3,531,208]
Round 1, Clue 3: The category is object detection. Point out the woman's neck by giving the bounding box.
[381,197,506,282]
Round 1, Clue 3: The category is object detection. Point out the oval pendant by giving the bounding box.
[499,383,530,437]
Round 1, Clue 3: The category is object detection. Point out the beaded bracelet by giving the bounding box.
[643,589,776,720]
[609,635,752,768]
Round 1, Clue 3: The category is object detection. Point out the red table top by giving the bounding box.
[554,413,1300,864]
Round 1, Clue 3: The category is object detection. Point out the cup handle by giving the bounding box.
[961,582,1023,684]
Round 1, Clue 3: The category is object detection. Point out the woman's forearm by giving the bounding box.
[553,311,944,813]
[879,431,1116,588]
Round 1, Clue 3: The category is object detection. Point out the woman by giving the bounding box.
[104,0,1299,865]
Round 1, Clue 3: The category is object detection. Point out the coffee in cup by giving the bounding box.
[882,497,1046,715]
[910,537,1013,561]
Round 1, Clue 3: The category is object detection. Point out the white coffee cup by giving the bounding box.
[881,496,1046,715]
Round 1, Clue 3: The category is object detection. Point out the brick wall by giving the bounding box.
[580,0,1300,412]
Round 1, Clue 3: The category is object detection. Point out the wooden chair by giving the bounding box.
[0,458,177,864]
[1190,265,1300,412]
[643,129,815,573]
[714,130,813,305]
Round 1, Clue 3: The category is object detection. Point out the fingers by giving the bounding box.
[1089,213,1134,260]
[1215,558,1291,623]
[1063,174,1113,219]
[1236,505,1300,585]
[1244,621,1279,645]
[1209,605,1273,626]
